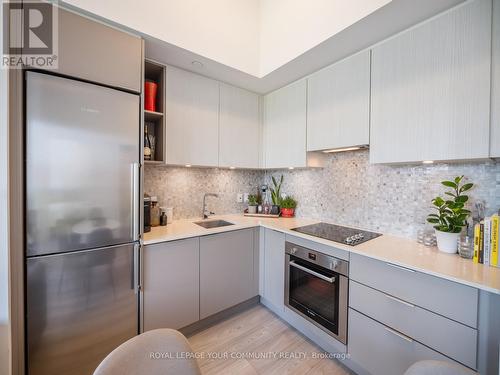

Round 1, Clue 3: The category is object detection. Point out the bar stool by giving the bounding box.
[93,329,202,375]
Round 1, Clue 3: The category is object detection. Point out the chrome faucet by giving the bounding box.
[202,193,219,219]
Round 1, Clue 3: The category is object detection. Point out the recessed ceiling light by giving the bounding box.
[288,167,294,170]
[229,166,235,170]
[191,61,204,68]
[322,146,363,153]
[185,164,192,168]
[422,160,434,164]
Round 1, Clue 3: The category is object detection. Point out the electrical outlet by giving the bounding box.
[236,193,243,203]
[243,193,249,203]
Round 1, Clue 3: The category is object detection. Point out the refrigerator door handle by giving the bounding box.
[133,243,140,294]
[131,162,140,241]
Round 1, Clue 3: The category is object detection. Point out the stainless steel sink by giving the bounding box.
[194,220,234,229]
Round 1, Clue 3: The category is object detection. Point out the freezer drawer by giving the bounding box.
[26,72,140,256]
[27,244,139,375]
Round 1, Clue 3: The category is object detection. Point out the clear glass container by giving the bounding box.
[150,197,161,227]
[417,229,425,244]
[458,236,474,259]
[423,231,437,247]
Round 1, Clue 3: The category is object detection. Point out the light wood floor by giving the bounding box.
[187,304,354,375]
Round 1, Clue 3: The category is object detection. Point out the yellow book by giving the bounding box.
[491,215,499,267]
[473,223,480,264]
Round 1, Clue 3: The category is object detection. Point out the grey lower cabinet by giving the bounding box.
[348,254,478,373]
[143,238,200,331]
[143,229,258,331]
[200,229,256,319]
[349,309,457,375]
[350,253,478,328]
[262,229,286,314]
[349,281,477,369]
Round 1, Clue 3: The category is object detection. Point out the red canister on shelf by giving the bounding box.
[144,80,158,112]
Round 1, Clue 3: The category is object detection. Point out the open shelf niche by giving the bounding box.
[144,59,166,163]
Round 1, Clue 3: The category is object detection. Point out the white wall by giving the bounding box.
[258,0,391,76]
[63,0,261,76]
[0,1,11,372]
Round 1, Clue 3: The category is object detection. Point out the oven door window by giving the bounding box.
[288,256,339,335]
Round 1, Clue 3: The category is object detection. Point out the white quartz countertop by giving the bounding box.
[143,214,500,295]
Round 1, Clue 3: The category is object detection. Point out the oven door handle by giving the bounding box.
[289,260,336,283]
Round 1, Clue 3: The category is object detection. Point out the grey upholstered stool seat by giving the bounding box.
[404,360,476,375]
[93,329,202,375]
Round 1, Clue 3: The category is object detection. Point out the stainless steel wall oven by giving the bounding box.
[285,241,349,344]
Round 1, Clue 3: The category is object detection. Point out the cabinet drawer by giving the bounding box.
[350,281,477,369]
[348,309,471,375]
[350,253,478,327]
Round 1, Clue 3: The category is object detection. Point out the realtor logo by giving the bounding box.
[2,0,58,69]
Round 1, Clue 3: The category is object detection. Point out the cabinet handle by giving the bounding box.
[385,294,415,308]
[385,263,415,273]
[133,244,140,295]
[384,326,413,343]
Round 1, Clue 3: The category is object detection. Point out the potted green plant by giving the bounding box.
[247,194,258,214]
[427,176,473,253]
[280,196,297,218]
[270,175,283,215]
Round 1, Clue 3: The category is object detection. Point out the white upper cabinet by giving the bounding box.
[219,84,261,168]
[263,80,306,168]
[307,51,370,151]
[263,80,323,169]
[165,66,220,167]
[370,0,492,164]
[491,0,500,158]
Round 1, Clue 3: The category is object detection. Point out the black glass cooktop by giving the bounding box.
[291,222,381,246]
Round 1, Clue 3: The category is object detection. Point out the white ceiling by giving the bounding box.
[61,0,465,94]
[258,0,392,76]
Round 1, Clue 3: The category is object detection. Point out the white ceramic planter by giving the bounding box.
[248,205,257,214]
[434,229,460,254]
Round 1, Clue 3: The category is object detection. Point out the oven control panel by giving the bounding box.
[285,242,349,277]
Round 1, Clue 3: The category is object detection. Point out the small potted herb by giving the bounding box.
[270,175,283,215]
[247,194,258,214]
[280,196,297,218]
[427,176,473,253]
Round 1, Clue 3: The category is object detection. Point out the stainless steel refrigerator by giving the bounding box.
[25,71,141,375]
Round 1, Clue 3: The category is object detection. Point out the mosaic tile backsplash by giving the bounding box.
[145,150,499,239]
[144,166,262,220]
